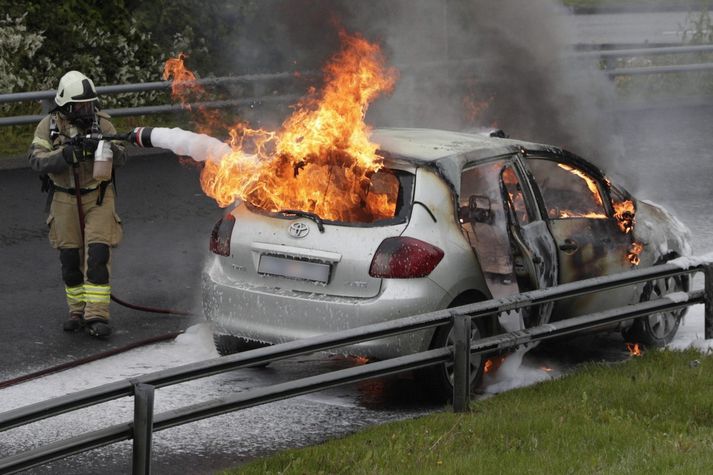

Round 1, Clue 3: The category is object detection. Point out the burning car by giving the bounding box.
[201,127,691,396]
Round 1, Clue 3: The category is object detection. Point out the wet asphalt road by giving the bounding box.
[1,102,712,473]
[0,151,221,379]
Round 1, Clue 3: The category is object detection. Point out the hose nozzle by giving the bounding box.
[129,127,154,147]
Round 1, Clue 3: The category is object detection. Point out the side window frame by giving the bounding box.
[500,163,535,226]
[460,154,541,226]
[522,153,613,221]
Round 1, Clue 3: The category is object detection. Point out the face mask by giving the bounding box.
[66,102,96,129]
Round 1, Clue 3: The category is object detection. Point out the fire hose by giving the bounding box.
[0,332,184,390]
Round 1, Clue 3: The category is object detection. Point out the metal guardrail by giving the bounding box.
[2,45,713,127]
[0,260,711,474]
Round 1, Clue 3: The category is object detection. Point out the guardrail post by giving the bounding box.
[452,315,471,412]
[132,383,155,475]
[704,264,713,340]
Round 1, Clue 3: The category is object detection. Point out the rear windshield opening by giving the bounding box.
[247,167,415,226]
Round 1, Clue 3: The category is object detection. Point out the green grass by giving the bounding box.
[227,349,713,475]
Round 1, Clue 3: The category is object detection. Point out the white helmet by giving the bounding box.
[54,71,98,107]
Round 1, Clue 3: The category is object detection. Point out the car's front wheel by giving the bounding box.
[624,257,688,347]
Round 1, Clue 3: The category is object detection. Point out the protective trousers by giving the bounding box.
[48,188,123,320]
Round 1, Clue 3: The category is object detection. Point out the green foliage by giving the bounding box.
[128,0,258,76]
[0,1,163,108]
[228,349,713,474]
[0,1,262,112]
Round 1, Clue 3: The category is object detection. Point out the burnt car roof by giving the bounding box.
[371,127,574,195]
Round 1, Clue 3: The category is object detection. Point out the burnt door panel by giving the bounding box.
[526,157,637,319]
[460,160,520,300]
[548,218,634,318]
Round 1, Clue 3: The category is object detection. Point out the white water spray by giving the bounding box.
[131,126,231,163]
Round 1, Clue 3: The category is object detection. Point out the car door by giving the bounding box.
[459,157,557,329]
[500,161,558,327]
[524,154,637,319]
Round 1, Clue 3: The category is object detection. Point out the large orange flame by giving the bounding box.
[164,31,399,222]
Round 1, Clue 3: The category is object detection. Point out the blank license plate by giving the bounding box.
[258,255,331,283]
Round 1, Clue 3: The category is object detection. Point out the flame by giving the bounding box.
[483,356,507,374]
[553,164,607,219]
[558,210,608,219]
[613,200,636,234]
[627,241,644,266]
[540,366,553,373]
[626,342,642,356]
[557,164,603,206]
[163,52,198,96]
[163,52,223,132]
[164,31,399,222]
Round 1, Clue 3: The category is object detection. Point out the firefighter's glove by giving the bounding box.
[82,138,100,155]
[62,144,79,165]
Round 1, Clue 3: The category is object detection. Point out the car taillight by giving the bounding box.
[209,213,236,256]
[369,237,444,278]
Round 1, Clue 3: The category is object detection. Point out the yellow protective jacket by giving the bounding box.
[27,111,127,190]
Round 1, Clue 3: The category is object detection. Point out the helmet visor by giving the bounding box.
[65,101,96,127]
[68,102,95,117]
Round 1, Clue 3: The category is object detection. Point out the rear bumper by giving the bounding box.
[201,256,452,359]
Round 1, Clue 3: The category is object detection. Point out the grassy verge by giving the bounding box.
[228,349,713,474]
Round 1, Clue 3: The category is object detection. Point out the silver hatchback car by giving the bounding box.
[202,128,690,394]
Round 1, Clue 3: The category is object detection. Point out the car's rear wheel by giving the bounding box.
[213,334,271,367]
[624,256,688,347]
[425,321,485,403]
[422,294,488,403]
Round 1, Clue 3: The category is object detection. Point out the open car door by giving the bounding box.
[459,158,558,330]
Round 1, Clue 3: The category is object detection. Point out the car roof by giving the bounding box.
[371,127,558,194]
[372,127,524,162]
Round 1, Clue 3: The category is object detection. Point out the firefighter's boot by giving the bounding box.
[85,317,111,338]
[62,311,85,332]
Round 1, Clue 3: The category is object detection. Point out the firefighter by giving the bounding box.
[27,71,127,338]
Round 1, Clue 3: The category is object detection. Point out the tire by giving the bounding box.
[213,334,270,367]
[424,321,486,403]
[623,257,689,347]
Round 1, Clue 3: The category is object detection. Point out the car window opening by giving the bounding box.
[528,159,607,220]
[246,166,414,226]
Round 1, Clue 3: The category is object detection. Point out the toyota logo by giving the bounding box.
[288,222,310,238]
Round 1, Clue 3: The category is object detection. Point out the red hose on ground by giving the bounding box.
[0,331,183,390]
[110,294,195,316]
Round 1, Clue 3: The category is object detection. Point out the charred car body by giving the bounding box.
[202,128,691,395]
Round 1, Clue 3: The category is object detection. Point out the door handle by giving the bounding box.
[559,239,579,253]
